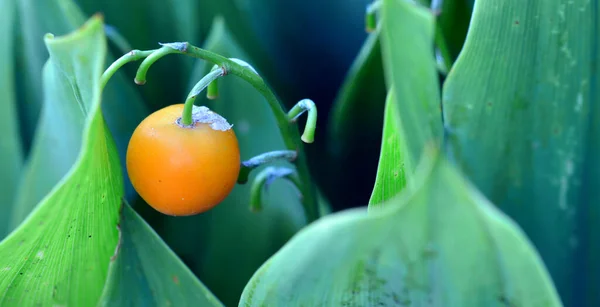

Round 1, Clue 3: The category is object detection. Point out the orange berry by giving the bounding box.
[126,104,240,216]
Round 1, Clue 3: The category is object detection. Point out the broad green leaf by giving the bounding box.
[380,0,443,168]
[0,0,23,239]
[240,152,561,306]
[323,31,387,209]
[442,0,597,304]
[11,0,149,227]
[368,89,411,206]
[0,17,121,305]
[99,204,223,307]
[154,20,306,307]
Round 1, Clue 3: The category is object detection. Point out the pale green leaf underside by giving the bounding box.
[239,152,561,306]
[99,204,223,307]
[0,17,121,306]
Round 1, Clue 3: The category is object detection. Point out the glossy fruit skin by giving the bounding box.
[126,104,240,216]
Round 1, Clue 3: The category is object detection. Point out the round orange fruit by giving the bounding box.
[126,104,240,216]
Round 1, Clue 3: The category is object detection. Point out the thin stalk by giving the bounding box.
[101,49,155,90]
[181,68,225,125]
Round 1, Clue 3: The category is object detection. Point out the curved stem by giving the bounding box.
[134,42,320,222]
[181,68,225,125]
[207,80,219,100]
[249,167,298,212]
[134,46,180,85]
[287,99,317,143]
[100,49,155,90]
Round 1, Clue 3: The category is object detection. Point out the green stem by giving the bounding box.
[249,167,299,212]
[207,80,219,99]
[134,42,319,222]
[287,99,317,143]
[134,45,180,85]
[181,68,225,125]
[100,49,155,90]
[238,150,298,184]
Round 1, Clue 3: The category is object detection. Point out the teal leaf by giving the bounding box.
[0,0,23,239]
[442,0,598,304]
[14,0,86,151]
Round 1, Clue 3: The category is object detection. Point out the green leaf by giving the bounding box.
[11,0,149,227]
[152,19,306,307]
[98,204,223,307]
[323,31,388,208]
[0,17,121,305]
[442,0,598,304]
[368,89,411,206]
[240,152,561,306]
[380,0,443,170]
[0,0,23,239]
[437,0,471,62]
[368,0,442,208]
[584,72,600,305]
